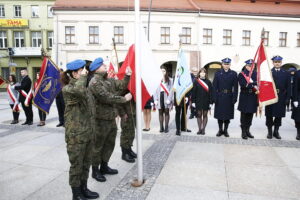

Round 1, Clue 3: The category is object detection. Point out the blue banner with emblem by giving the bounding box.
[33,57,62,114]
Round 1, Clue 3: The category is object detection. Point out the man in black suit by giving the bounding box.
[13,69,33,125]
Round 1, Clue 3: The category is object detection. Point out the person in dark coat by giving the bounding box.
[265,55,291,139]
[213,58,238,137]
[291,69,300,140]
[189,67,198,119]
[286,67,297,112]
[174,92,191,136]
[191,68,213,135]
[13,69,33,125]
[238,59,258,139]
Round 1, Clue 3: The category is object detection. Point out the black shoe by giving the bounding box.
[10,120,19,124]
[197,130,201,135]
[81,181,99,199]
[296,128,300,140]
[56,123,64,127]
[142,128,150,131]
[246,127,254,139]
[241,126,248,140]
[224,130,229,137]
[273,126,281,140]
[100,162,118,175]
[92,166,106,182]
[176,130,181,136]
[37,122,45,126]
[267,127,273,139]
[164,128,169,133]
[181,129,191,132]
[21,121,28,125]
[72,187,87,200]
[189,115,194,119]
[122,152,135,163]
[27,121,33,125]
[216,130,223,137]
[201,129,205,135]
[159,127,164,133]
[129,147,137,158]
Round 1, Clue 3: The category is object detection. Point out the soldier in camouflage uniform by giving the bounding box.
[88,57,132,182]
[61,59,99,200]
[118,90,137,163]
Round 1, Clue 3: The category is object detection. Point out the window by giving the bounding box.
[31,6,39,18]
[160,27,170,44]
[89,26,99,44]
[47,6,53,18]
[203,28,212,44]
[242,30,251,46]
[1,68,9,81]
[14,31,24,47]
[0,31,7,48]
[14,5,21,17]
[65,26,75,44]
[223,29,232,45]
[181,27,191,44]
[48,31,53,48]
[114,26,124,44]
[297,33,300,47]
[0,5,5,17]
[279,32,287,47]
[31,32,42,47]
[263,31,269,46]
[16,68,24,82]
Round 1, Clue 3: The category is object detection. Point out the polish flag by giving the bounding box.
[249,40,278,106]
[117,32,162,108]
[107,48,118,79]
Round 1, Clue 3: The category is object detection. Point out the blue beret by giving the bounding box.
[271,55,283,61]
[66,59,86,71]
[222,58,231,64]
[90,57,104,72]
[245,59,254,65]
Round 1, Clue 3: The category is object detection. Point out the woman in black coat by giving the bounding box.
[191,68,213,135]
[291,69,300,140]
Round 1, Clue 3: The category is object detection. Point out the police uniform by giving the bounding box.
[265,56,291,139]
[237,59,258,139]
[291,70,300,140]
[62,59,99,199]
[213,58,238,137]
[88,57,130,181]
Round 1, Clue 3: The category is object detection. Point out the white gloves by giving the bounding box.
[124,93,132,101]
[294,101,299,108]
[192,103,196,108]
[150,102,154,106]
[125,66,132,76]
[166,100,171,105]
[185,97,188,104]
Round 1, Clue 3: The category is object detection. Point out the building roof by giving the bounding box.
[53,0,300,17]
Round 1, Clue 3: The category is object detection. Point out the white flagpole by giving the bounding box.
[135,0,143,185]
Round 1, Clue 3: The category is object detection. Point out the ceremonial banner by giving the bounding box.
[0,76,6,87]
[33,58,62,114]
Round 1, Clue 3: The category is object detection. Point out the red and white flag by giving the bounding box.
[249,40,278,106]
[107,48,118,79]
[117,32,162,108]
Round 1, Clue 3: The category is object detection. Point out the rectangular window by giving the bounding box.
[48,31,53,48]
[114,26,124,44]
[160,27,170,44]
[297,32,300,47]
[223,29,232,45]
[181,27,191,44]
[242,30,251,46]
[203,28,212,44]
[14,5,21,17]
[1,67,9,81]
[31,6,39,18]
[0,31,7,48]
[47,6,53,18]
[65,26,75,44]
[31,31,42,47]
[263,31,269,46]
[279,32,287,47]
[14,31,24,47]
[89,26,99,44]
[0,5,5,17]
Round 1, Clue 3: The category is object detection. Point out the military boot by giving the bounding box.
[129,147,137,158]
[92,166,106,182]
[216,121,223,137]
[72,187,87,200]
[267,126,273,139]
[273,126,281,139]
[100,162,118,175]
[241,126,248,140]
[246,126,254,138]
[80,181,99,199]
[121,147,135,163]
[296,128,300,140]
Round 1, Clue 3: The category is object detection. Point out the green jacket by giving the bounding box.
[63,75,94,144]
[89,72,130,120]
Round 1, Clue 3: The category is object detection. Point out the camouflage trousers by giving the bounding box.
[92,119,117,166]
[120,114,136,149]
[66,139,92,187]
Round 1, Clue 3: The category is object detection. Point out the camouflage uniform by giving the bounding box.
[88,72,130,166]
[63,75,95,187]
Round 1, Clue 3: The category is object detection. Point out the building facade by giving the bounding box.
[52,0,300,80]
[0,0,55,87]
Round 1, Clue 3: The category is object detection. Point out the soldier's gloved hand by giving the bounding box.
[192,103,196,108]
[185,97,188,104]
[166,100,171,105]
[154,101,158,106]
[294,101,299,108]
[124,93,132,101]
[125,66,132,76]
[150,102,154,106]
